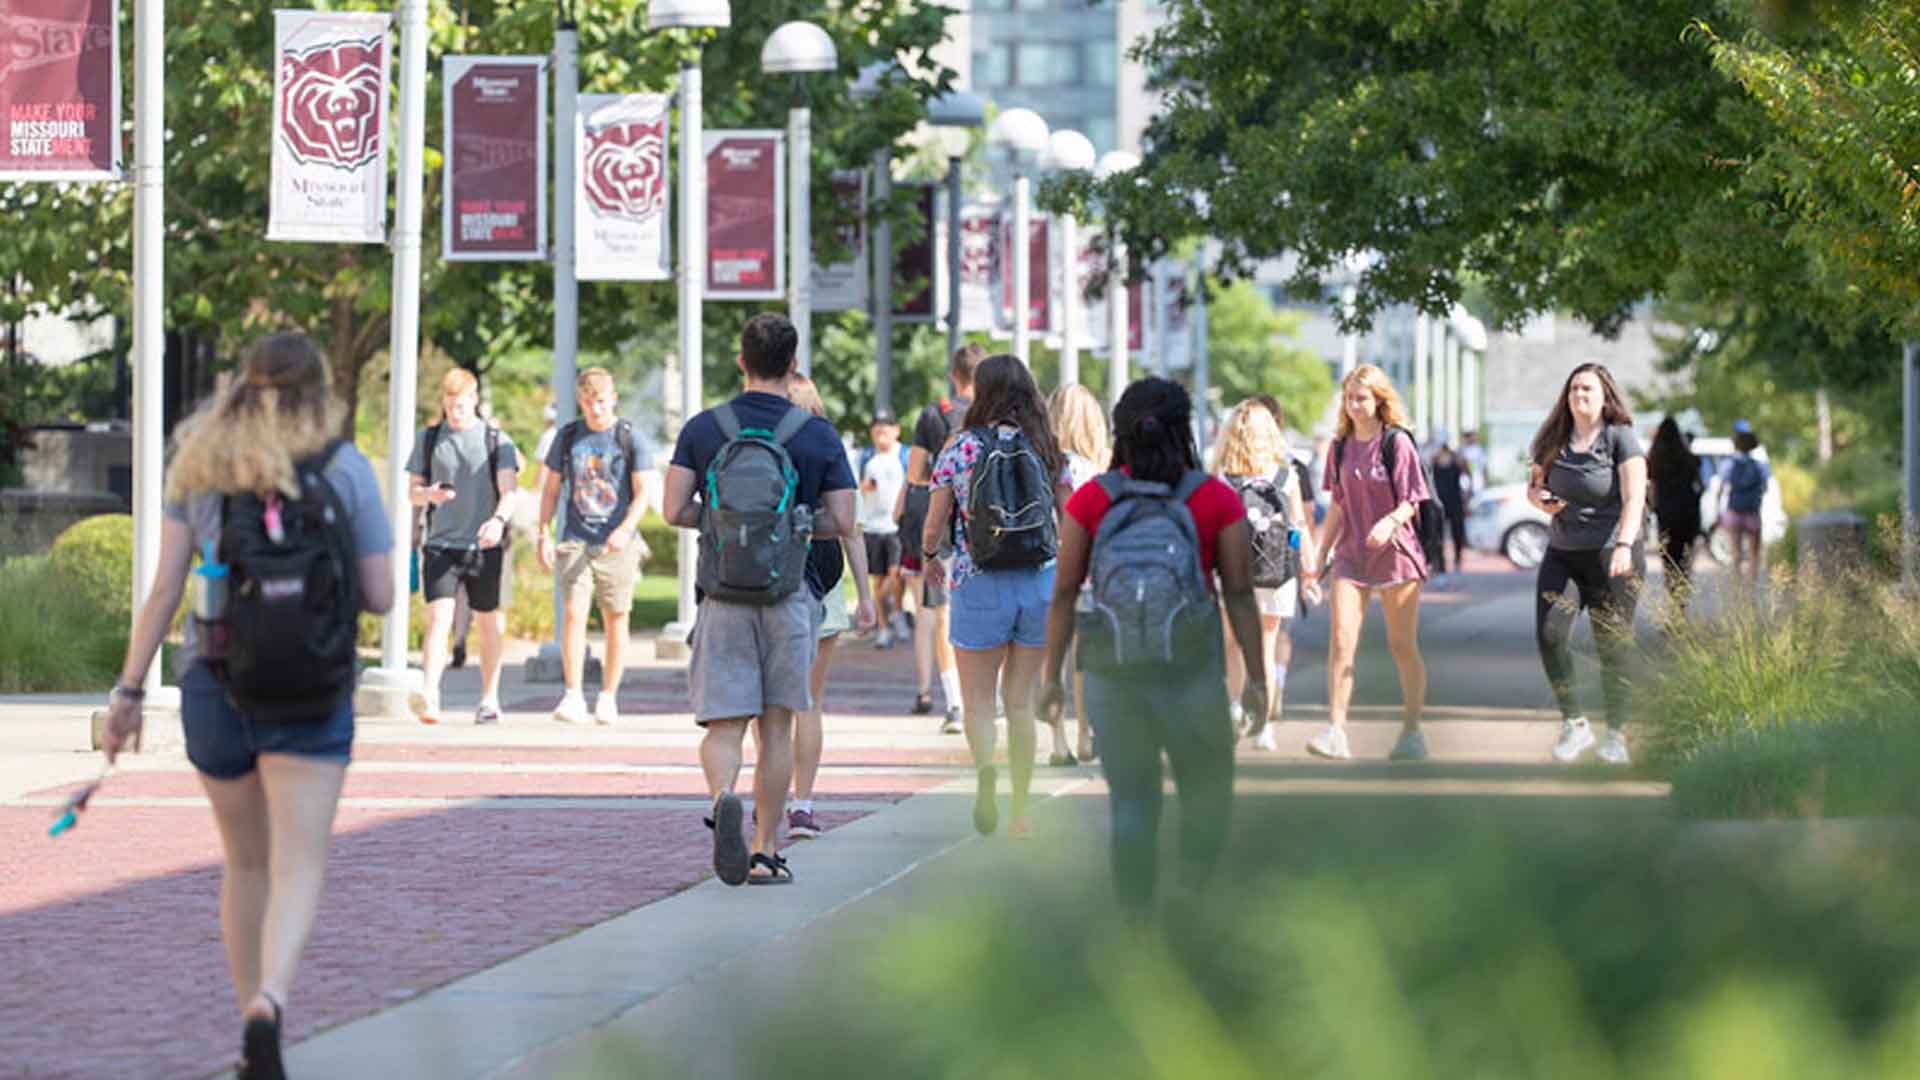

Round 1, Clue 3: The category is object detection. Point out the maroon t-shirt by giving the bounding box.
[1323,430,1431,587]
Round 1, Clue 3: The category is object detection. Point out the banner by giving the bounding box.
[268,10,392,244]
[1049,219,1099,345]
[994,213,1049,336]
[442,56,545,261]
[952,202,999,333]
[813,170,866,312]
[576,93,672,281]
[705,130,783,300]
[1086,268,1145,355]
[0,0,120,181]
[893,184,937,322]
[1158,263,1193,371]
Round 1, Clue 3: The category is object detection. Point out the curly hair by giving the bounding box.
[1214,400,1285,479]
[1111,377,1199,485]
[166,333,344,502]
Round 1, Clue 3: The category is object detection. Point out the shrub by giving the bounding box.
[46,513,134,624]
[1772,460,1817,518]
[0,553,125,692]
[1669,714,1920,819]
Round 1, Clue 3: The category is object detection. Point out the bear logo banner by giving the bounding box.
[576,93,671,281]
[268,10,391,244]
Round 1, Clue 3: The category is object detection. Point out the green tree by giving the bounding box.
[1203,279,1334,431]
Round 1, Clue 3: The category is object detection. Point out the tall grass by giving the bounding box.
[0,553,126,692]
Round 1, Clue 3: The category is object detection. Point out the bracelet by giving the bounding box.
[112,685,145,701]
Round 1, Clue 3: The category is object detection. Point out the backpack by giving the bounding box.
[898,399,959,560]
[964,427,1058,570]
[215,440,361,722]
[1728,455,1768,513]
[1334,426,1447,571]
[1078,470,1216,671]
[420,421,505,544]
[695,403,814,605]
[1226,474,1295,588]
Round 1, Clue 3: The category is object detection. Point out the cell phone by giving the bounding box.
[434,481,456,493]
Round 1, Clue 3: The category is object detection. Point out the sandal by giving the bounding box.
[710,793,749,887]
[238,992,284,1080]
[746,851,794,885]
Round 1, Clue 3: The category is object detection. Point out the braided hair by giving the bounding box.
[1110,377,1199,485]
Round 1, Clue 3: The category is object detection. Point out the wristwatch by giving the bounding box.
[111,685,145,701]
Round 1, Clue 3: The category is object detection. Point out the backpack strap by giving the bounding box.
[421,423,443,484]
[484,424,504,508]
[714,404,743,441]
[1170,469,1209,505]
[1382,427,1417,506]
[769,404,810,447]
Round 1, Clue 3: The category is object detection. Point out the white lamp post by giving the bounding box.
[1095,150,1139,410]
[1043,129,1095,388]
[987,108,1049,366]
[928,89,986,374]
[652,0,731,653]
[762,21,838,375]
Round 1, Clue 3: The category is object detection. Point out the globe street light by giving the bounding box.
[987,108,1049,365]
[928,89,986,371]
[651,0,731,653]
[762,21,838,375]
[1095,149,1139,410]
[1043,129,1095,387]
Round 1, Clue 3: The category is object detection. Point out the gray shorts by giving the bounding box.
[688,591,819,725]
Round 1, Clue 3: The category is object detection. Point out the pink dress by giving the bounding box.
[1322,430,1431,587]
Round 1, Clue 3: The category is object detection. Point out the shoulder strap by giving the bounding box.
[558,419,582,472]
[1383,427,1414,505]
[714,404,743,441]
[770,405,810,447]
[485,425,503,505]
[1094,471,1126,500]
[422,423,443,482]
[1170,470,1209,505]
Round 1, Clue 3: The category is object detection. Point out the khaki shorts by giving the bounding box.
[556,540,644,616]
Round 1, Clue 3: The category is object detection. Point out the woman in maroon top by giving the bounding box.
[1311,364,1431,761]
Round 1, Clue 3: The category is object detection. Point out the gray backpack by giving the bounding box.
[696,403,814,605]
[1078,470,1215,671]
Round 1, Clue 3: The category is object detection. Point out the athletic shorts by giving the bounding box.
[181,661,353,779]
[421,545,505,611]
[863,530,902,576]
[688,591,818,724]
[949,565,1054,651]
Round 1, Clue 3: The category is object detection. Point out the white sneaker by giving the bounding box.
[552,691,589,725]
[1306,725,1352,760]
[1552,717,1596,763]
[1596,728,1632,765]
[594,692,618,726]
[875,627,894,650]
[1252,725,1279,752]
[892,612,912,639]
[408,690,441,726]
[1388,728,1430,762]
[1228,700,1246,735]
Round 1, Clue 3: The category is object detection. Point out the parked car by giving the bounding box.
[1463,437,1788,570]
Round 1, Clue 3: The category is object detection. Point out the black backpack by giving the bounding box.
[1334,427,1448,571]
[965,427,1057,570]
[695,403,813,605]
[1226,474,1295,588]
[217,440,361,722]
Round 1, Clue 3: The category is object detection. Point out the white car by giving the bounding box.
[1464,438,1788,570]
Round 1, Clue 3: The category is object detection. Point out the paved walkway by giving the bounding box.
[0,556,1686,1078]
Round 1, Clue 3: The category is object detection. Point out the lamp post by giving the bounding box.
[987,108,1049,366]
[928,89,986,373]
[130,0,164,698]
[1095,150,1138,411]
[1043,129,1095,388]
[762,21,838,375]
[651,0,731,653]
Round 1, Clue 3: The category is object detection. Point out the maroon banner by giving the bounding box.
[0,0,119,180]
[893,184,937,322]
[706,130,784,301]
[443,56,545,261]
[996,214,1050,333]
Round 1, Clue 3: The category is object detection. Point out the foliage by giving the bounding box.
[1202,279,1335,430]
[0,553,126,692]
[46,514,135,625]
[1669,714,1920,818]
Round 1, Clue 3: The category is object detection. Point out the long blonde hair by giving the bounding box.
[1333,363,1412,441]
[1214,400,1285,478]
[786,372,828,419]
[1048,383,1109,468]
[166,334,345,501]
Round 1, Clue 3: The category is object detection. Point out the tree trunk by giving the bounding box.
[1816,386,1833,465]
[332,286,361,440]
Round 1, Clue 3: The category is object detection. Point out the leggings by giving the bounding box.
[1535,544,1643,725]
[1659,527,1696,602]
[1083,658,1236,915]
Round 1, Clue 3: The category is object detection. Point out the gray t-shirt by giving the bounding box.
[405,423,519,550]
[165,443,393,675]
[1544,423,1645,551]
[544,421,654,546]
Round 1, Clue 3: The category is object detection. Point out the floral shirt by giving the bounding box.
[931,427,1070,592]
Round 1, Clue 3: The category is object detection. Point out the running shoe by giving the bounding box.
[1251,725,1279,752]
[941,706,963,735]
[1596,728,1632,765]
[1306,724,1352,760]
[1389,728,1430,762]
[473,701,501,726]
[594,692,618,726]
[875,627,894,649]
[1229,700,1246,737]
[552,691,589,725]
[1552,717,1596,763]
[787,807,822,839]
[408,690,441,726]
[892,611,912,639]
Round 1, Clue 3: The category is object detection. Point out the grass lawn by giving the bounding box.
[627,572,680,633]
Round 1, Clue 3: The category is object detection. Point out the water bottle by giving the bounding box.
[193,540,232,662]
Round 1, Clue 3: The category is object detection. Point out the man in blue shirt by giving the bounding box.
[662,313,858,886]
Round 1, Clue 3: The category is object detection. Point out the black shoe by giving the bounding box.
[911,691,934,715]
[710,793,750,886]
[238,994,284,1080]
[449,643,467,669]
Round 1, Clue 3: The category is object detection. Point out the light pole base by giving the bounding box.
[356,665,425,721]
[657,621,694,660]
[524,640,598,684]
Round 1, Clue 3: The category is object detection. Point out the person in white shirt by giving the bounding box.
[860,409,907,647]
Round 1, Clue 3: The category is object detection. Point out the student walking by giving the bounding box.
[785,375,876,839]
[661,314,858,885]
[536,368,652,726]
[1040,377,1266,915]
[1428,441,1472,585]
[1045,382,1109,764]
[923,355,1073,838]
[1717,422,1771,588]
[405,370,521,725]
[1647,417,1703,612]
[859,409,907,649]
[1310,364,1432,761]
[101,334,394,1080]
[1213,401,1320,751]
[1529,363,1648,765]
[900,345,979,732]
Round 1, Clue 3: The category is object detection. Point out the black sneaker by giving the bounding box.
[449,643,467,669]
[911,691,934,715]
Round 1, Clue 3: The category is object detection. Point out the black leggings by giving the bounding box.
[1535,545,1643,724]
[1083,662,1235,916]
[1658,526,1697,603]
[1437,500,1468,572]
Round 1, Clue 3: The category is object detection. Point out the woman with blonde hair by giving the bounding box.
[1047,382,1109,763]
[1309,364,1432,761]
[100,333,395,1079]
[1214,400,1320,750]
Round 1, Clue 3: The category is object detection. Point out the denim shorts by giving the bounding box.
[948,565,1054,651]
[180,662,354,779]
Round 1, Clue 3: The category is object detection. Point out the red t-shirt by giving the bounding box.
[1064,470,1247,574]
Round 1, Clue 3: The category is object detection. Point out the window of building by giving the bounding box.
[973,43,1012,86]
[1086,41,1117,86]
[1086,116,1117,154]
[1015,42,1080,86]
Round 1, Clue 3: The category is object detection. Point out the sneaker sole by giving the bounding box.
[1552,738,1596,763]
[1306,742,1351,760]
[789,826,821,839]
[408,692,439,726]
[712,794,750,886]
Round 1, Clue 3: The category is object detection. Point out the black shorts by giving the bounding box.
[863,531,902,576]
[421,545,505,611]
